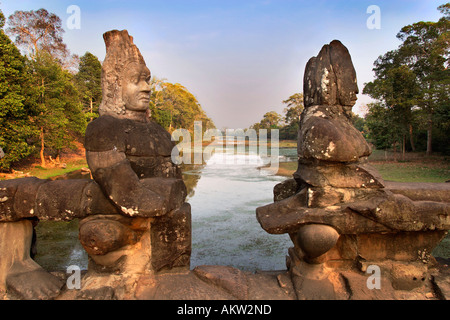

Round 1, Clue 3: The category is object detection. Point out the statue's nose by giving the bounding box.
[141,81,151,92]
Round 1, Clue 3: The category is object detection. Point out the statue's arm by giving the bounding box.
[86,149,169,217]
[84,117,177,217]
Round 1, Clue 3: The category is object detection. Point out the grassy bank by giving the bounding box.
[29,159,89,180]
[277,150,450,183]
[0,158,88,180]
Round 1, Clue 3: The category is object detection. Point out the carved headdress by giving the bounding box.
[303,40,358,113]
[99,30,149,116]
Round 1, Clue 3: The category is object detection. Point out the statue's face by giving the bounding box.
[122,63,151,112]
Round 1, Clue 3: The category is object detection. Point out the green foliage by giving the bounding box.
[28,50,85,157]
[251,93,304,140]
[1,7,219,171]
[365,102,404,150]
[363,3,449,155]
[351,113,366,134]
[149,78,215,132]
[75,52,102,122]
[0,9,39,171]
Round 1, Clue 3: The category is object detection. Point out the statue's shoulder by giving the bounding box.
[85,115,127,152]
[146,119,172,140]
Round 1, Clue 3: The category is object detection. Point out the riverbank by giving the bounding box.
[276,150,450,183]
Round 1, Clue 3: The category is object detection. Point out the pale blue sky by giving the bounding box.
[1,1,445,128]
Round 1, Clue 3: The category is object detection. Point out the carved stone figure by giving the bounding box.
[79,31,191,280]
[256,40,450,299]
[0,30,191,299]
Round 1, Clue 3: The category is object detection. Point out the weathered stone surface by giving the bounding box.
[136,272,237,300]
[273,178,299,202]
[303,40,358,109]
[258,191,450,236]
[348,193,450,232]
[246,271,296,300]
[305,186,386,208]
[297,105,372,163]
[0,220,64,300]
[339,271,396,300]
[294,160,384,188]
[193,265,248,300]
[85,115,175,158]
[355,231,447,262]
[151,203,192,272]
[79,217,139,256]
[294,224,340,260]
[386,181,450,203]
[391,263,428,290]
[0,177,46,221]
[133,270,297,300]
[431,264,450,300]
[256,193,390,235]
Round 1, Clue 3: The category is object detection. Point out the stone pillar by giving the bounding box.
[0,220,63,300]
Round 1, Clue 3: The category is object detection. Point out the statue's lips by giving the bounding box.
[139,96,150,103]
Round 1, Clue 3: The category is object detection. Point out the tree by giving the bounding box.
[260,111,282,129]
[281,93,304,140]
[28,50,85,166]
[351,112,366,134]
[0,9,39,171]
[365,102,404,160]
[283,93,304,124]
[6,8,77,71]
[75,52,102,122]
[7,8,66,57]
[364,3,449,156]
[363,50,419,155]
[149,79,215,132]
[251,111,283,138]
[395,3,449,155]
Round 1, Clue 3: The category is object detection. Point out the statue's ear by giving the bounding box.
[100,72,126,116]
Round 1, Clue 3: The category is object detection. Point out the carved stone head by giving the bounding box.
[303,40,359,112]
[99,30,151,118]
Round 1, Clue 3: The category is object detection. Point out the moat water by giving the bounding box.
[34,148,297,272]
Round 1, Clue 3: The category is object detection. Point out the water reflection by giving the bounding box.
[34,148,296,272]
[187,150,291,271]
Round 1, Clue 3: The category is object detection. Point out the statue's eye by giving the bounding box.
[128,74,140,84]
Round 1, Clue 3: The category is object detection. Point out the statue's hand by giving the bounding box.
[117,186,169,217]
[86,151,187,218]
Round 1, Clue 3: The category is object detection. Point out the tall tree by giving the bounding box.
[75,52,102,122]
[364,3,449,155]
[6,8,76,70]
[251,111,282,131]
[28,50,85,166]
[149,79,215,132]
[363,50,419,154]
[0,9,39,171]
[281,93,304,140]
[365,102,405,160]
[283,93,304,124]
[6,9,65,56]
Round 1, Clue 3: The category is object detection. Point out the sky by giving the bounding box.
[0,0,445,129]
